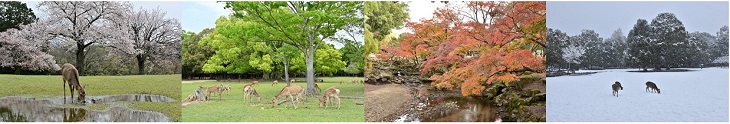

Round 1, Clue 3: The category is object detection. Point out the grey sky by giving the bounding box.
[548,1,729,37]
[22,1,181,20]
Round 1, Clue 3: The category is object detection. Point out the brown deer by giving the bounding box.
[339,80,343,85]
[220,84,232,96]
[242,83,261,103]
[646,81,661,94]
[61,63,87,104]
[205,84,223,100]
[314,83,322,93]
[611,81,623,97]
[272,80,278,86]
[271,85,305,109]
[319,86,341,109]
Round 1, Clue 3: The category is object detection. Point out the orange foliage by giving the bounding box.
[385,1,546,96]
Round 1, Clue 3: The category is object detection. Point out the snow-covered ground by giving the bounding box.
[547,68,729,122]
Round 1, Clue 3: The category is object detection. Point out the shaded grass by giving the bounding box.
[181,77,365,122]
[0,74,181,121]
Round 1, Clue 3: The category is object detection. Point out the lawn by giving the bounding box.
[0,74,182,122]
[181,77,365,122]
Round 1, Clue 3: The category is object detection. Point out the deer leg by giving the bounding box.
[336,96,341,109]
[63,80,67,103]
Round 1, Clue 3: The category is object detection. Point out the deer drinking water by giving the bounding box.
[271,85,305,109]
[61,63,87,104]
[319,86,341,109]
[611,81,623,97]
[645,81,661,94]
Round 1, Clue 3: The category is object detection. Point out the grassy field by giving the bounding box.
[0,74,181,121]
[181,77,365,122]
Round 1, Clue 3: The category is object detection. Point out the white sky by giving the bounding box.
[393,1,446,35]
[23,1,181,20]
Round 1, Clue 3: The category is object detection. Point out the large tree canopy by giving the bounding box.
[381,1,546,96]
[224,1,361,95]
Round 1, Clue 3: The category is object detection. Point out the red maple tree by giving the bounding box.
[382,1,545,96]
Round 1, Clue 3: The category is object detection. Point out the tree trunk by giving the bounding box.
[305,43,316,95]
[136,54,145,75]
[284,59,291,86]
[75,43,86,76]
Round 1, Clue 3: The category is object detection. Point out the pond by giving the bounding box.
[0,94,174,122]
[394,87,500,122]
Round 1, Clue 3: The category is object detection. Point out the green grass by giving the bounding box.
[0,74,181,121]
[181,77,365,122]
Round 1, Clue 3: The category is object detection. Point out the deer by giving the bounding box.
[272,80,278,86]
[319,86,341,109]
[290,79,296,83]
[219,83,232,96]
[205,84,223,100]
[242,83,261,103]
[645,81,661,94]
[339,80,343,85]
[271,85,305,109]
[314,83,322,93]
[61,63,87,104]
[611,81,623,97]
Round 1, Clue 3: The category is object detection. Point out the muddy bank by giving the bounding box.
[365,83,501,122]
[0,95,174,122]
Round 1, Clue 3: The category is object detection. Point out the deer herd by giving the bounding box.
[611,80,661,97]
[195,79,364,109]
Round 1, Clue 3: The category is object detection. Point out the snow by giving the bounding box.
[547,68,729,122]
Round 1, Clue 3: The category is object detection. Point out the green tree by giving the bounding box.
[225,1,362,95]
[339,40,364,76]
[364,1,409,41]
[182,29,215,79]
[0,1,37,32]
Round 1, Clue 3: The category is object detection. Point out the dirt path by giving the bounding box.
[181,80,216,84]
[365,83,414,122]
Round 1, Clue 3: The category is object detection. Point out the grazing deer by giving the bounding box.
[271,85,305,109]
[205,84,223,100]
[242,83,261,103]
[319,86,341,109]
[61,63,87,104]
[339,80,343,85]
[611,81,623,97]
[645,81,661,94]
[220,84,232,96]
[272,80,278,86]
[314,83,322,93]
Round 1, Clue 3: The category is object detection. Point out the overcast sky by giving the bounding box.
[23,1,181,20]
[548,1,729,37]
[393,1,446,35]
[181,1,229,33]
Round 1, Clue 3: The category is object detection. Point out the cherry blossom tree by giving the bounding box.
[120,7,181,75]
[37,1,132,75]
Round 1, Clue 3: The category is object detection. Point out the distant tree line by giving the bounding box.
[548,13,728,72]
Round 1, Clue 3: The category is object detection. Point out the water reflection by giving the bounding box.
[0,96,171,122]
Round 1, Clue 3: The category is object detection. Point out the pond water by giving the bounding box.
[0,94,174,122]
[394,87,500,122]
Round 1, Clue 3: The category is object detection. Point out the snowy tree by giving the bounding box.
[561,43,585,73]
[715,26,729,57]
[688,31,714,66]
[650,13,692,70]
[37,1,132,75]
[120,7,181,75]
[627,19,655,71]
[573,30,604,68]
[604,29,627,68]
[0,24,60,73]
[546,28,569,71]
